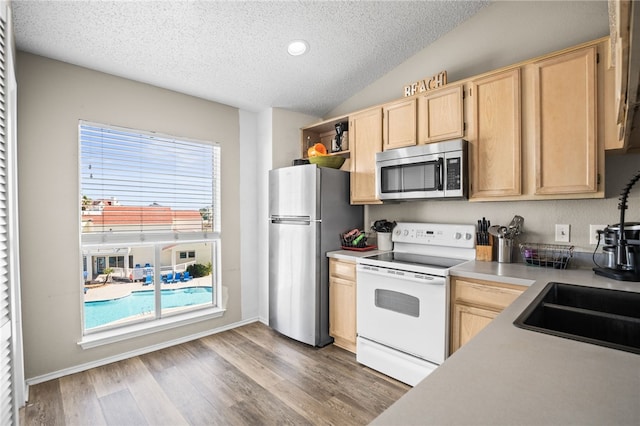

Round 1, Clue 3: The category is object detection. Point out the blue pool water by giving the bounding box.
[85,287,213,329]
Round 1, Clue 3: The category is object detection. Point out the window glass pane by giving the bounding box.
[79,122,220,240]
[83,246,155,331]
[160,242,215,316]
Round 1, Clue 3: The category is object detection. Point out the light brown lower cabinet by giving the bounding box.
[329,258,357,353]
[450,276,525,354]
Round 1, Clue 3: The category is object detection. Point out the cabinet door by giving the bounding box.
[532,46,598,194]
[468,69,522,198]
[383,98,417,150]
[450,303,498,354]
[329,259,357,353]
[450,277,525,354]
[350,108,383,204]
[417,84,464,143]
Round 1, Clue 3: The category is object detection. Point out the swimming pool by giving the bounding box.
[85,287,213,329]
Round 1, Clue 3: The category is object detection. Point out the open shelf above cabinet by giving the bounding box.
[301,114,349,158]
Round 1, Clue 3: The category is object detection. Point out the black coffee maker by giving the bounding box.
[594,170,640,281]
[332,122,348,152]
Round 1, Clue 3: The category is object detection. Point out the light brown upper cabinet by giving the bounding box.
[350,107,383,204]
[383,98,417,150]
[467,68,522,198]
[417,84,464,144]
[530,46,598,195]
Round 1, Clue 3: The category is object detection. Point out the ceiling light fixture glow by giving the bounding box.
[287,40,309,56]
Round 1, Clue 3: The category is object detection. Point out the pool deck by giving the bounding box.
[84,276,212,302]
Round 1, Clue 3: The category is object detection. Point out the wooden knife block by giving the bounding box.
[475,235,494,261]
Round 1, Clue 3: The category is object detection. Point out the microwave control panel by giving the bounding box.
[446,157,461,190]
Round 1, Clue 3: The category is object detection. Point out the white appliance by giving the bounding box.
[356,222,476,386]
[269,164,363,347]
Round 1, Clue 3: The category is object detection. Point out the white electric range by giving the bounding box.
[356,222,476,386]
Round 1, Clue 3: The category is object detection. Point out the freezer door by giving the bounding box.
[269,217,319,346]
[269,164,318,219]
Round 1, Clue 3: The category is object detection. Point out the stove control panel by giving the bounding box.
[392,222,476,248]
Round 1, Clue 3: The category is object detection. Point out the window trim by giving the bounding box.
[78,306,226,349]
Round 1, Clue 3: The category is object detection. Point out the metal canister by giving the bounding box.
[497,237,514,263]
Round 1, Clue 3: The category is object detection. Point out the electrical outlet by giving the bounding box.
[589,224,606,245]
[555,224,570,242]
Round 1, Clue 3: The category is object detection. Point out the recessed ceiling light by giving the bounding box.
[287,40,309,56]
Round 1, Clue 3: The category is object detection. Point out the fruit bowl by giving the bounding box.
[308,155,346,169]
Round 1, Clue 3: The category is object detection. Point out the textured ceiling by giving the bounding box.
[12,0,490,117]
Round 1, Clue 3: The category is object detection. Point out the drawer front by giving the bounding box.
[453,279,524,310]
[329,259,356,281]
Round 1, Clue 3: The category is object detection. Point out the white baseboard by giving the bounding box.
[25,317,260,388]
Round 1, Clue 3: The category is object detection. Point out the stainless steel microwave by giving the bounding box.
[375,139,468,201]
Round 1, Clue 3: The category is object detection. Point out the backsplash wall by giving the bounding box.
[366,153,640,254]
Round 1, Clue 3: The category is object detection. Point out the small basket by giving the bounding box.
[340,229,368,248]
[520,242,574,269]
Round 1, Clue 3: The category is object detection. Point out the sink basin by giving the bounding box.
[514,282,640,354]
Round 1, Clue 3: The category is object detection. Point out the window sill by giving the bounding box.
[78,307,226,349]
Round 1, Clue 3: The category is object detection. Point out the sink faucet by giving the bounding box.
[615,170,640,271]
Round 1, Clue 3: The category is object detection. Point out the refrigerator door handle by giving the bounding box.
[270,215,320,225]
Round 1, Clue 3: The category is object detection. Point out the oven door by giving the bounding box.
[376,154,444,200]
[356,263,447,364]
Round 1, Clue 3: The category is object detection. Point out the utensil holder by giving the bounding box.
[497,237,514,263]
[475,235,494,261]
[377,232,393,251]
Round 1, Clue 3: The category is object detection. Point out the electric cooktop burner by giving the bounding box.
[365,252,468,270]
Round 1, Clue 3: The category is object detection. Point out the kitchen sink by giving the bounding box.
[514,282,640,354]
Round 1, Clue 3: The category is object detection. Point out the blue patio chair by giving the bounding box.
[144,263,151,268]
[182,271,193,281]
[144,274,153,285]
[166,272,177,284]
[175,272,183,282]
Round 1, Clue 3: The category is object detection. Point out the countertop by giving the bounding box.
[325,251,640,425]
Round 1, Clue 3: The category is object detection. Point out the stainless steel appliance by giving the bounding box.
[356,222,475,386]
[375,139,467,201]
[594,170,640,282]
[269,164,363,346]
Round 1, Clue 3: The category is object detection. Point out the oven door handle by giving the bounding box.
[357,264,445,285]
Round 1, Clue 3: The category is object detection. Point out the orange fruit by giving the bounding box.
[307,143,328,157]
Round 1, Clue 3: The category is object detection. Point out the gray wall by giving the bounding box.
[327,1,640,253]
[17,52,242,379]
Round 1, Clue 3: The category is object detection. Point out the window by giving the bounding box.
[79,121,221,335]
[178,251,196,259]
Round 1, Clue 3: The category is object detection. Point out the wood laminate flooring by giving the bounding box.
[21,322,410,425]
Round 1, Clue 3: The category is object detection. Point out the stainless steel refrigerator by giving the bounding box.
[269,164,363,347]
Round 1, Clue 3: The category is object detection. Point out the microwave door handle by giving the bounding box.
[437,157,444,191]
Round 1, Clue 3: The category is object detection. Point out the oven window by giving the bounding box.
[380,160,440,194]
[375,289,420,317]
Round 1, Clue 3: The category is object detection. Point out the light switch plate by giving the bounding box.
[555,224,570,242]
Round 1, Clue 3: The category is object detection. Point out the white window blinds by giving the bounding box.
[80,121,220,245]
[0,9,15,425]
